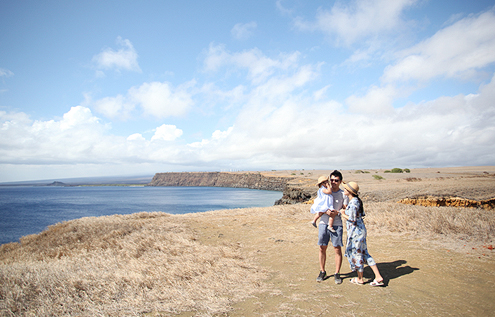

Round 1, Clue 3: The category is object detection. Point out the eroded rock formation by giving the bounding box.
[398,196,495,210]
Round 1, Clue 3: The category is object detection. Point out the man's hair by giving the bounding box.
[329,170,343,181]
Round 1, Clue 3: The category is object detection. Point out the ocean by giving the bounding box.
[0,186,282,245]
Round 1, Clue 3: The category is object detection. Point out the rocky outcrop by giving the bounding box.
[148,172,292,191]
[274,185,314,205]
[398,196,495,210]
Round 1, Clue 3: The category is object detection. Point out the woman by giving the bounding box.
[340,181,384,286]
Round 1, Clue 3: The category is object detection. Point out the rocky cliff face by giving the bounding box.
[148,172,315,205]
[148,172,290,191]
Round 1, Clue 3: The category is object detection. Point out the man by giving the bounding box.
[316,170,348,284]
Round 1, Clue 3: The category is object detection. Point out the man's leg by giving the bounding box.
[333,246,343,284]
[334,246,342,274]
[317,224,330,282]
[319,245,327,272]
[317,245,327,282]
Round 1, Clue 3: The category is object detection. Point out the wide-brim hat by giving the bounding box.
[343,181,359,195]
[317,175,329,186]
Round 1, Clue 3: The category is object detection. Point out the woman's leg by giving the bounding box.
[370,264,383,282]
[356,270,365,284]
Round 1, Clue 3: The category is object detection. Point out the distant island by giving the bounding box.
[46,181,68,186]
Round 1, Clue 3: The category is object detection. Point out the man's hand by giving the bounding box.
[326,209,338,216]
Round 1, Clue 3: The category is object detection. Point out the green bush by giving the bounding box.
[404,168,411,173]
[384,168,406,173]
[373,175,384,180]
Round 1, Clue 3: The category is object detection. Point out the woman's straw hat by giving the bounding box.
[317,175,329,186]
[343,181,359,195]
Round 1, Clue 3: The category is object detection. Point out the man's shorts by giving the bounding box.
[318,224,343,247]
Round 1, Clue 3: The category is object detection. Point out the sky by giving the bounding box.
[1,0,495,182]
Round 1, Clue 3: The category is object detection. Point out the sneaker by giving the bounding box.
[316,271,326,282]
[311,222,317,228]
[334,273,342,284]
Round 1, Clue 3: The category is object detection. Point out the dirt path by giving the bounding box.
[186,204,495,316]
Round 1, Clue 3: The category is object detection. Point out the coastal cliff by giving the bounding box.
[148,172,314,205]
[149,172,290,191]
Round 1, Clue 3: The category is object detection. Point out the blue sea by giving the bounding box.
[0,186,282,245]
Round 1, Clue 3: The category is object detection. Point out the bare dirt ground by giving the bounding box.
[181,166,495,316]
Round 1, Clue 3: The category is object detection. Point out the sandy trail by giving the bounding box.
[185,202,495,316]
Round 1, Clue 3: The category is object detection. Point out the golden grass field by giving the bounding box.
[1,166,494,316]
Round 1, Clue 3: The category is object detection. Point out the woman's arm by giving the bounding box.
[340,210,349,221]
[344,199,358,223]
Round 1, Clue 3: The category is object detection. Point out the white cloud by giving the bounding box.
[93,94,134,120]
[345,85,398,114]
[203,44,301,84]
[231,21,257,40]
[92,81,194,120]
[92,37,141,73]
[127,133,145,141]
[185,58,495,169]
[151,124,183,141]
[294,0,418,47]
[0,106,109,164]
[188,126,233,149]
[129,81,194,118]
[0,68,14,77]
[1,72,494,180]
[383,9,495,83]
[276,0,293,16]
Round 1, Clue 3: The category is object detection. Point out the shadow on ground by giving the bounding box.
[330,260,419,286]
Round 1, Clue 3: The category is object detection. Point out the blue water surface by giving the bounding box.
[0,186,282,245]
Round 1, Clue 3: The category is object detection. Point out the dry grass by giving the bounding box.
[364,202,495,244]
[0,212,267,316]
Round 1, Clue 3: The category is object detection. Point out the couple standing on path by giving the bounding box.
[310,170,385,286]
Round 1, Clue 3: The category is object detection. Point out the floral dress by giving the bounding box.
[344,197,376,272]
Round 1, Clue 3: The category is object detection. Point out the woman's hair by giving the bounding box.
[355,194,365,217]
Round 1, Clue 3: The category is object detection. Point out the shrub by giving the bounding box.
[373,175,384,180]
[404,168,411,173]
[391,168,403,173]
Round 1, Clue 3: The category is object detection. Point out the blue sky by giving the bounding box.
[1,0,495,182]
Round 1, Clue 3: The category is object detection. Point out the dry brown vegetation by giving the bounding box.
[0,213,267,316]
[1,166,495,316]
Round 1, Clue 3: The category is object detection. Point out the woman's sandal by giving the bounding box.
[349,278,364,285]
[370,279,384,286]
